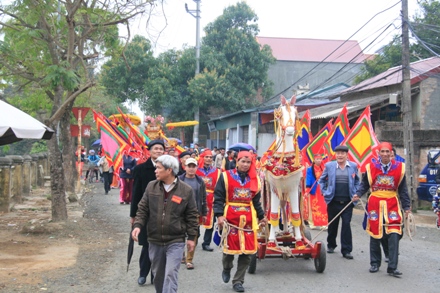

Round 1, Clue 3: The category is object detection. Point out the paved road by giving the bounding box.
[79,185,440,293]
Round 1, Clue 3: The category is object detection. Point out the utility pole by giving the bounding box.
[401,0,415,210]
[185,0,201,145]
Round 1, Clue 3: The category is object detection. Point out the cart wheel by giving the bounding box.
[248,253,257,274]
[314,245,326,273]
[304,229,312,241]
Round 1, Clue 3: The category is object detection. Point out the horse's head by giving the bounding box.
[275,95,297,137]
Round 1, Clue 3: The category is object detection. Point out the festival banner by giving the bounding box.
[302,120,333,166]
[297,110,313,150]
[93,110,130,176]
[116,108,150,162]
[323,104,350,160]
[340,106,379,172]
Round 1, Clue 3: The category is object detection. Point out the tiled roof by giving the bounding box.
[256,36,366,63]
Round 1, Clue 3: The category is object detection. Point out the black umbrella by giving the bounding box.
[127,227,134,272]
[229,142,256,152]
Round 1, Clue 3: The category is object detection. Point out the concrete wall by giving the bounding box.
[420,77,440,130]
[0,153,49,212]
[268,60,363,95]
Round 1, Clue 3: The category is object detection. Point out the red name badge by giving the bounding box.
[171,195,182,204]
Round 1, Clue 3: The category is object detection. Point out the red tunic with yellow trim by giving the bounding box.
[196,166,221,229]
[365,161,405,238]
[223,169,261,255]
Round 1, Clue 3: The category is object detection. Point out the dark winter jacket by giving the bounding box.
[130,158,157,245]
[178,173,207,216]
[119,154,137,179]
[133,178,199,245]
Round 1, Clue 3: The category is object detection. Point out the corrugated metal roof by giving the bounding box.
[340,56,440,95]
[256,36,365,63]
[305,94,391,119]
[312,106,356,119]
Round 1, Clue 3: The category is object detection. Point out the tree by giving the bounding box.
[411,0,440,59]
[101,35,157,104]
[0,0,156,221]
[101,1,274,128]
[354,37,403,84]
[200,1,275,110]
[354,0,440,84]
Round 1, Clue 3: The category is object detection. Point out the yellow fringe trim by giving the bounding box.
[291,218,301,227]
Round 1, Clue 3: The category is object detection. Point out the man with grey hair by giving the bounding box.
[132,155,199,293]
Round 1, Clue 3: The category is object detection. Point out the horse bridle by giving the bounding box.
[274,103,298,152]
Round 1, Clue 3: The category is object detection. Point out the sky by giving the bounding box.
[125,0,420,118]
[128,0,420,55]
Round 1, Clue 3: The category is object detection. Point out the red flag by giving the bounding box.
[340,106,379,172]
[117,108,150,162]
[93,110,130,176]
[302,119,333,166]
[323,104,350,160]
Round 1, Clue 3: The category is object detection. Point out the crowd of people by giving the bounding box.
[79,139,412,292]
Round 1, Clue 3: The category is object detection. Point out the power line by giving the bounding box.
[310,23,397,93]
[316,21,402,89]
[259,0,402,105]
[407,20,440,57]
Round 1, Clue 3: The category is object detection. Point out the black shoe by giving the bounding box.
[327,247,335,253]
[138,276,146,285]
[222,270,231,283]
[369,265,379,273]
[387,268,402,277]
[202,245,214,252]
[343,253,353,259]
[384,256,389,263]
[233,283,245,292]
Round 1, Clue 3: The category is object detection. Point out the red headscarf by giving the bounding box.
[198,149,213,169]
[376,142,393,151]
[237,151,258,193]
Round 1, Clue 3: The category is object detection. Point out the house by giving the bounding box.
[336,56,440,180]
[206,37,367,151]
[207,84,347,155]
[256,37,366,97]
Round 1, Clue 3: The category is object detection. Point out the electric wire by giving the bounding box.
[309,23,397,93]
[317,21,402,91]
[258,0,403,106]
[407,20,440,58]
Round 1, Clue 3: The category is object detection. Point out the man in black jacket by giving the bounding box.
[178,157,207,269]
[130,139,164,285]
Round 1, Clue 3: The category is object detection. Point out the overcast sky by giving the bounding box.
[124,0,420,118]
[128,0,420,55]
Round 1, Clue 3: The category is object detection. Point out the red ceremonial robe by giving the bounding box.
[197,166,221,228]
[365,160,405,238]
[222,169,261,255]
[305,164,328,226]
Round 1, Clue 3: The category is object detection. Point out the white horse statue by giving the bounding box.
[262,95,304,247]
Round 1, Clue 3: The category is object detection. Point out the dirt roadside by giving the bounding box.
[0,184,126,292]
[0,185,437,292]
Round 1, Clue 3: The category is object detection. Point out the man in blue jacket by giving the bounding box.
[318,145,360,259]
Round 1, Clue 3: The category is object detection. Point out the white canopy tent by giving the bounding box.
[0,100,54,146]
